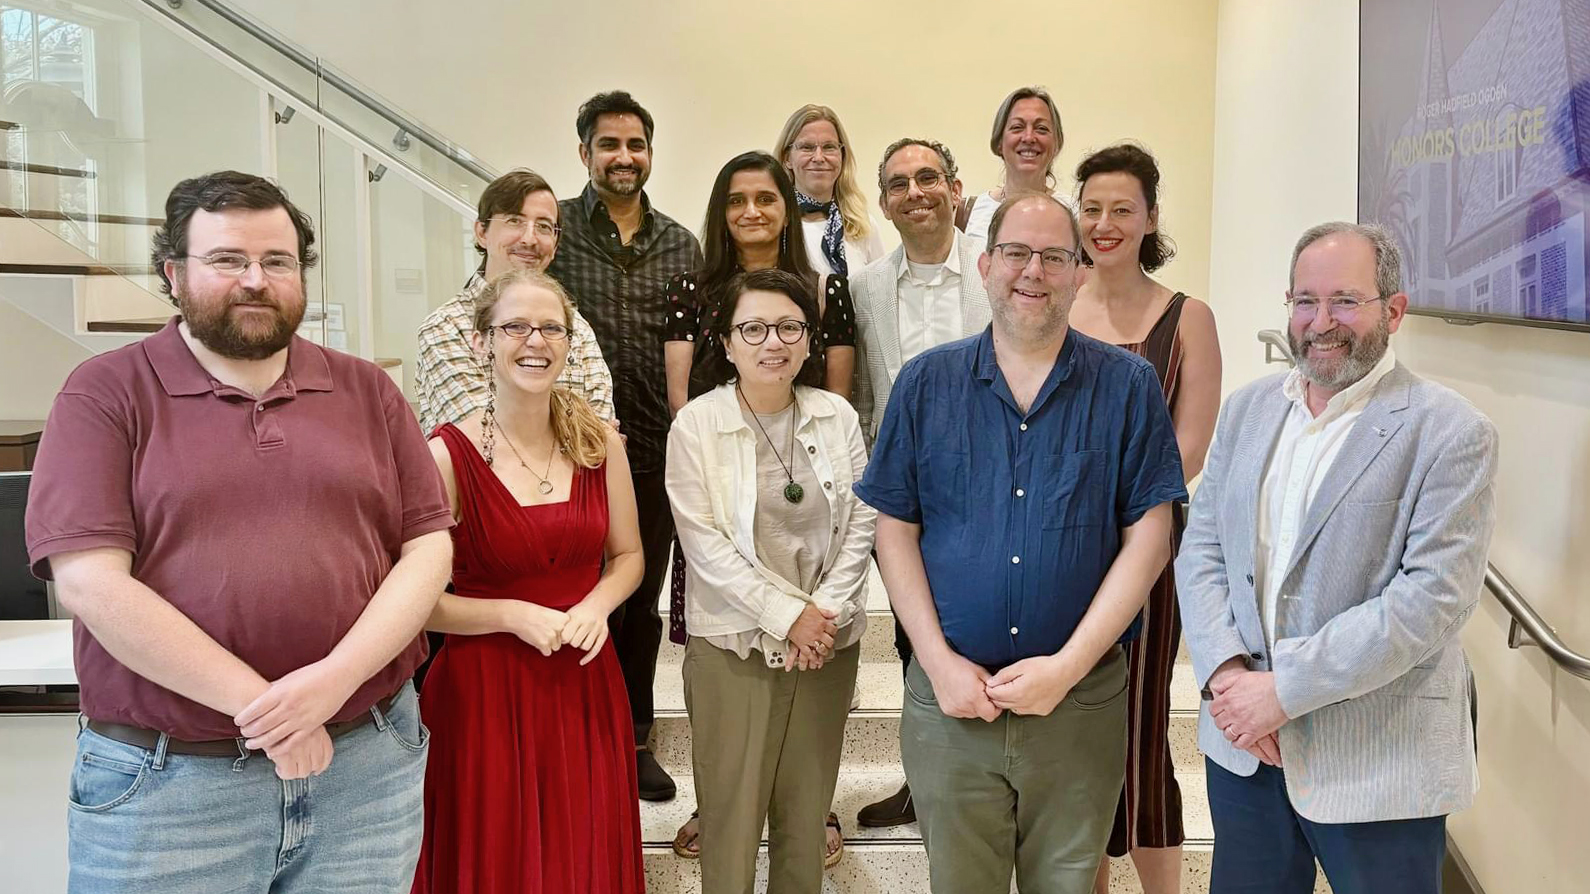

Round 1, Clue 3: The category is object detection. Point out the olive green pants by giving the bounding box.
[683,638,860,894]
[901,646,1129,894]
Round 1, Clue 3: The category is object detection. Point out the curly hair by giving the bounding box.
[1074,142,1176,272]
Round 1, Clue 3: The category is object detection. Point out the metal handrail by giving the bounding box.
[1488,566,1590,680]
[161,0,497,185]
[1254,329,1590,681]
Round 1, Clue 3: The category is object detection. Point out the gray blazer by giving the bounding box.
[1175,363,1498,823]
[851,231,992,442]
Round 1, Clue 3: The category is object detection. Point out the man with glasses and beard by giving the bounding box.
[849,137,992,829]
[855,193,1186,892]
[1177,222,1498,894]
[546,90,703,803]
[25,171,455,893]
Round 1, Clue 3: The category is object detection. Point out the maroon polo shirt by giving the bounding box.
[25,318,453,740]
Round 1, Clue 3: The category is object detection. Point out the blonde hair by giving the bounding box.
[473,268,609,470]
[775,104,871,244]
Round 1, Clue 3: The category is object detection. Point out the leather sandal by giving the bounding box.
[672,811,701,859]
[825,811,844,869]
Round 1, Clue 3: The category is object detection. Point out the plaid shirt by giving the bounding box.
[547,184,703,473]
[414,271,615,434]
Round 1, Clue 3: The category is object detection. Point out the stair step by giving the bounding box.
[0,159,95,179]
[85,317,168,333]
[639,771,1330,892]
[0,206,163,227]
[0,262,156,277]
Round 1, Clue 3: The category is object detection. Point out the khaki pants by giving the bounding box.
[683,638,860,894]
[901,646,1129,894]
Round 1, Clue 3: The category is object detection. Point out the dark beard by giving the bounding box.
[595,164,647,197]
[177,287,304,361]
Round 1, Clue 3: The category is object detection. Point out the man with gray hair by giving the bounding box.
[849,137,992,827]
[1177,222,1498,893]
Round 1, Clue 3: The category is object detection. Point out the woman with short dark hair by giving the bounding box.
[666,267,874,894]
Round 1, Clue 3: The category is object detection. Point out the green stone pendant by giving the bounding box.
[783,481,805,504]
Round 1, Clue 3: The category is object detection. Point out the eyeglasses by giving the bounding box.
[792,141,844,158]
[492,321,569,341]
[184,253,300,277]
[731,319,809,345]
[991,243,1080,274]
[1285,294,1387,320]
[884,169,948,196]
[486,215,560,239]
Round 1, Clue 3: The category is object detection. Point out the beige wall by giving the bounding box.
[231,0,1220,304]
[0,300,91,421]
[1212,2,1590,892]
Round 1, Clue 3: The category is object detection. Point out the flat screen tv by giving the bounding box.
[1359,0,1590,332]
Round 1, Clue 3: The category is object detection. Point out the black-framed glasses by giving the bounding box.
[1285,294,1387,320]
[731,319,809,345]
[884,169,948,196]
[991,242,1080,274]
[485,215,561,239]
[493,321,569,341]
[184,253,300,277]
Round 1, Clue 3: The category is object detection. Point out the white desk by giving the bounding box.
[0,619,76,685]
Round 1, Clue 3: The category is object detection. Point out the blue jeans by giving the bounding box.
[1206,758,1447,894]
[68,680,429,894]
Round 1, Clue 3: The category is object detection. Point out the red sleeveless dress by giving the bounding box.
[412,424,645,894]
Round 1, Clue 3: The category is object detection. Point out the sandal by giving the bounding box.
[672,811,701,859]
[825,811,844,869]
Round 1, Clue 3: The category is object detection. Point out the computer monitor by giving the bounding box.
[0,472,49,620]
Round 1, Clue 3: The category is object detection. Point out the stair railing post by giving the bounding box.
[353,153,375,361]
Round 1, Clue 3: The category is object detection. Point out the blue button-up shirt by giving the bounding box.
[854,327,1186,668]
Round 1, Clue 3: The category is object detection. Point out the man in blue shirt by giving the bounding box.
[855,192,1186,893]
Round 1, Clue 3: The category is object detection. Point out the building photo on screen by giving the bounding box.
[1360,0,1590,330]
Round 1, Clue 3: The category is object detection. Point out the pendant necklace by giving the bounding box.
[495,420,556,495]
[739,383,804,504]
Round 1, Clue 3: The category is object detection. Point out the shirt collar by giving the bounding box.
[970,325,1079,384]
[1282,345,1398,423]
[581,181,654,228]
[461,270,487,301]
[709,383,837,434]
[894,236,962,285]
[143,315,335,398]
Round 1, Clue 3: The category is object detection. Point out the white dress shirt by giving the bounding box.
[1254,348,1399,646]
[891,246,966,380]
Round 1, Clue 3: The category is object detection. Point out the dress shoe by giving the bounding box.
[635,748,677,801]
[856,782,914,827]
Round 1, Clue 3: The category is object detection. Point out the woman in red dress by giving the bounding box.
[412,268,646,894]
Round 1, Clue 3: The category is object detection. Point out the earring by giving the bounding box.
[481,332,498,467]
[780,228,788,257]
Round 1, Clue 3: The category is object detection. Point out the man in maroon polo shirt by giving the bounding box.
[25,171,454,894]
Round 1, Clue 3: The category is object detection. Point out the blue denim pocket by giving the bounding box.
[68,733,149,812]
[378,683,430,752]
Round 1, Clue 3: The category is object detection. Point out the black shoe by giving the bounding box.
[636,748,677,801]
[856,782,915,827]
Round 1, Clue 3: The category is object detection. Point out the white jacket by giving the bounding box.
[665,384,876,657]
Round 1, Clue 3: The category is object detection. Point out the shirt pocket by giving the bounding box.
[919,449,970,525]
[1042,449,1106,530]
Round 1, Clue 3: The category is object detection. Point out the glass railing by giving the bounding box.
[0,0,488,402]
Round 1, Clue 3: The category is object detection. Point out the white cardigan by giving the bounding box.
[665,384,876,660]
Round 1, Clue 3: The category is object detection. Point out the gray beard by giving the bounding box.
[1289,310,1391,391]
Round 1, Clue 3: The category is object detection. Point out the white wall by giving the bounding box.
[229,0,1221,306]
[1212,3,1590,892]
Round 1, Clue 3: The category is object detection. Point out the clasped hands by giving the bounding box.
[510,598,611,666]
[1206,658,1287,767]
[926,651,1079,721]
[784,604,839,672]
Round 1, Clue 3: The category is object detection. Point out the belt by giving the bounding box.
[85,691,400,757]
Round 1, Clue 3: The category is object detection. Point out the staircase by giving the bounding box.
[643,567,1333,893]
